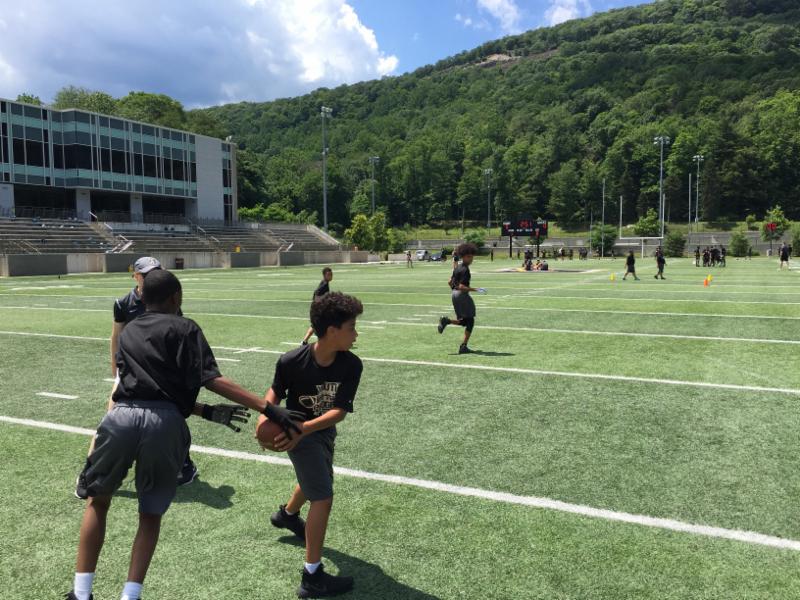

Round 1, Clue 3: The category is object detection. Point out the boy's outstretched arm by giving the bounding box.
[203,376,267,412]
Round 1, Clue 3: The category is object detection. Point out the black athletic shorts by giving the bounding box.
[288,428,336,501]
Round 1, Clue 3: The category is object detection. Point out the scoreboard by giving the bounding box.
[501,218,548,237]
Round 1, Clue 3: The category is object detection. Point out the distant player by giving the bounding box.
[267,292,364,598]
[76,256,197,499]
[65,270,296,600]
[438,242,484,354]
[301,267,333,345]
[694,246,701,267]
[654,248,666,279]
[623,250,639,280]
[406,250,413,268]
[779,243,790,270]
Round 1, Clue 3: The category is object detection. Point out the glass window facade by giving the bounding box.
[0,99,200,200]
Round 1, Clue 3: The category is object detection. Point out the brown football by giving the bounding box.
[255,414,283,451]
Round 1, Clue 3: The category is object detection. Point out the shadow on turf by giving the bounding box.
[447,350,515,357]
[278,536,441,599]
[115,479,235,509]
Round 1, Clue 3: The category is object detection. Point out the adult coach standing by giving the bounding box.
[76,257,197,499]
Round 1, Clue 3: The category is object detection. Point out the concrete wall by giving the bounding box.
[76,190,91,220]
[67,253,105,273]
[230,252,260,268]
[0,183,14,214]
[130,193,143,222]
[0,250,365,276]
[195,135,225,222]
[5,254,68,276]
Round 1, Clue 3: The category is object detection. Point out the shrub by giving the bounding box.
[589,225,618,256]
[464,229,486,248]
[663,230,686,257]
[632,208,661,237]
[745,214,758,231]
[791,224,800,256]
[729,231,750,257]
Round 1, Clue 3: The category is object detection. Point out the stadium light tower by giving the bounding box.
[654,135,671,238]
[369,156,380,214]
[483,168,493,228]
[321,106,333,231]
[693,154,704,225]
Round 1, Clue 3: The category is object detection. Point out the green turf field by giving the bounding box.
[1,256,799,599]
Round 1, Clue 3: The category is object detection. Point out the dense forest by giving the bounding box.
[22,0,800,233]
[199,0,800,233]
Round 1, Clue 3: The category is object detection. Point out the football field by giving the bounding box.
[1,256,799,599]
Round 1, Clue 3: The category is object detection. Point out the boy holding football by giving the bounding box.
[267,291,364,598]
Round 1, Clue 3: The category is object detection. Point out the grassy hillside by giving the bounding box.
[197,0,800,233]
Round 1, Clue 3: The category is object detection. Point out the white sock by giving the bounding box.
[304,561,321,574]
[120,581,143,600]
[73,573,95,600]
[284,507,297,516]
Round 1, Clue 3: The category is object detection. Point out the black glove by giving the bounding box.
[263,403,303,440]
[201,404,250,432]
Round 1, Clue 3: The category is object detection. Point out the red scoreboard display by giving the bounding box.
[501,218,548,237]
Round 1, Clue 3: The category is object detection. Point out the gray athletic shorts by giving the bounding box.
[84,400,190,515]
[451,290,476,319]
[288,428,336,502]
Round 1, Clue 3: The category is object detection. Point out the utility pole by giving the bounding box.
[368,156,380,215]
[619,195,623,239]
[320,106,333,231]
[483,168,493,228]
[654,135,671,239]
[688,172,692,234]
[693,154,704,227]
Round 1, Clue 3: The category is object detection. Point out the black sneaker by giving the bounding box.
[65,592,93,600]
[458,344,472,354]
[75,459,90,500]
[271,505,306,540]
[437,316,449,334]
[298,564,353,598]
[177,458,198,486]
[301,340,308,346]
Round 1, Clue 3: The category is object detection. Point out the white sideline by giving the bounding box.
[1,414,798,552]
[2,306,798,345]
[2,330,799,396]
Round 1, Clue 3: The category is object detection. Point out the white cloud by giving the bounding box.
[476,0,522,33]
[0,0,399,107]
[545,0,593,26]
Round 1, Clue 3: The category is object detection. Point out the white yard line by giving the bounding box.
[36,392,78,400]
[2,306,799,343]
[3,330,799,395]
[215,357,241,363]
[0,414,798,552]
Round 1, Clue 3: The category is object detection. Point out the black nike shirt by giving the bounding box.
[451,264,471,290]
[313,279,330,300]
[271,344,362,424]
[113,312,221,417]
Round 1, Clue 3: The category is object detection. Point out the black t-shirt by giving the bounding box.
[271,345,362,424]
[450,264,471,290]
[780,248,790,260]
[113,312,221,417]
[114,287,182,323]
[626,255,635,267]
[313,280,330,300]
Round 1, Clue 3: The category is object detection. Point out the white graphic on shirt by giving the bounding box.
[298,382,341,417]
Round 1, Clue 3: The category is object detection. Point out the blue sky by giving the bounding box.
[0,0,651,108]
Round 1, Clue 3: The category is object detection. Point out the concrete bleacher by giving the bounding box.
[197,225,281,252]
[261,224,339,250]
[0,217,110,254]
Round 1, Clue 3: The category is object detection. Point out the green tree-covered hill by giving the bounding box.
[198,0,800,231]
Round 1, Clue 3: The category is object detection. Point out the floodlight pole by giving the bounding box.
[484,168,493,228]
[601,178,606,258]
[321,106,333,231]
[369,156,380,215]
[688,172,692,234]
[619,195,623,239]
[654,135,670,239]
[693,154,704,227]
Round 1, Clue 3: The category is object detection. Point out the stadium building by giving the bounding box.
[0,97,237,224]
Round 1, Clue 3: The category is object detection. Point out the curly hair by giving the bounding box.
[310,292,364,337]
[456,242,478,257]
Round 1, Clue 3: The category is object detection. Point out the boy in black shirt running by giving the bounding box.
[268,291,364,598]
[301,267,334,345]
[438,243,485,354]
[66,270,298,600]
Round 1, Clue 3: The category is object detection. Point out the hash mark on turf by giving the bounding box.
[36,392,78,400]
